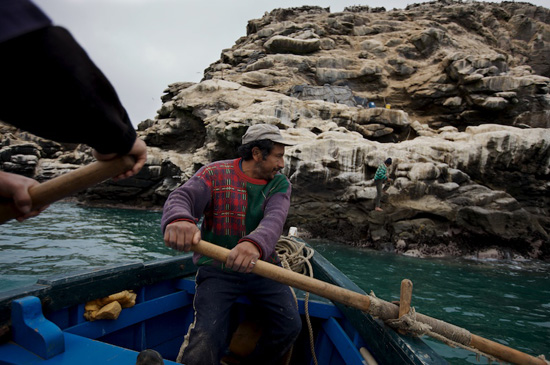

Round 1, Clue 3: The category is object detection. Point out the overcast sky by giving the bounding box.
[34,0,548,127]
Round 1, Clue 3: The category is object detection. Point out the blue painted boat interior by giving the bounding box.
[0,277,371,365]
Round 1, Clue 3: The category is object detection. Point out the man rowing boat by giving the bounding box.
[162,124,302,364]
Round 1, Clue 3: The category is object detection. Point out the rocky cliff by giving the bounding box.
[2,0,549,259]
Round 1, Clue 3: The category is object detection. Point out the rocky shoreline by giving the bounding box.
[1,1,549,260]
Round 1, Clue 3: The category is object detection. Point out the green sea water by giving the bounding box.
[0,202,548,364]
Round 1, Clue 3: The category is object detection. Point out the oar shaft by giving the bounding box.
[192,240,547,365]
[0,156,135,223]
[470,334,545,365]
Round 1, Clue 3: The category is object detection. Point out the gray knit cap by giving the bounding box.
[242,124,295,146]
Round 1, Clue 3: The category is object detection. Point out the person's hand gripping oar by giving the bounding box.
[0,155,135,224]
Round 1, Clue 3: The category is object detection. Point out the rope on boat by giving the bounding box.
[425,329,500,363]
[370,292,523,363]
[383,306,500,362]
[276,236,314,275]
[385,307,431,335]
[368,282,507,361]
[276,236,318,365]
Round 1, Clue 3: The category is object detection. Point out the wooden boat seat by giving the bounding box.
[0,332,179,364]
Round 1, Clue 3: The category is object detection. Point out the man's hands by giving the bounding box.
[164,220,201,252]
[0,171,47,222]
[1,138,147,223]
[226,240,260,274]
[93,138,147,181]
[164,221,260,273]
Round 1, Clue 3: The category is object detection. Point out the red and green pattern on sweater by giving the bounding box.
[198,159,290,266]
[161,158,292,267]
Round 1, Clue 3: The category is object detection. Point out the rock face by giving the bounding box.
[1,1,549,260]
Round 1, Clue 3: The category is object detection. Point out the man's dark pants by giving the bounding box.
[177,265,302,365]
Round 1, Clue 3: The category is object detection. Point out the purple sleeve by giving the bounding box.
[160,174,211,233]
[240,183,291,260]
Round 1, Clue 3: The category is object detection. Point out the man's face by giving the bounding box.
[256,143,285,181]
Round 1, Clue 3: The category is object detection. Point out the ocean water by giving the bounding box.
[311,240,550,364]
[0,202,548,364]
[0,202,172,292]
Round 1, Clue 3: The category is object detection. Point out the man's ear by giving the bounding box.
[251,147,263,161]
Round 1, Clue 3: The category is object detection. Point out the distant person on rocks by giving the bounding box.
[161,124,302,365]
[374,158,392,212]
[0,0,147,222]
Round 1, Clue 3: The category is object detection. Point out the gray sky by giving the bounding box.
[34,0,548,127]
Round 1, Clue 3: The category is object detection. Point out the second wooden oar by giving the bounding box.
[0,155,135,224]
[192,240,546,365]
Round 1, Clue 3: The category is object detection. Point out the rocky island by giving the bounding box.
[1,0,549,260]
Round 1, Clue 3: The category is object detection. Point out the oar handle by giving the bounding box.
[191,240,547,365]
[0,155,135,223]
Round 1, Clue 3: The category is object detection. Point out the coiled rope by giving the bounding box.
[276,236,314,275]
[276,236,317,365]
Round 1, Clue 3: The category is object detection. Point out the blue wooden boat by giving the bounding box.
[0,238,447,365]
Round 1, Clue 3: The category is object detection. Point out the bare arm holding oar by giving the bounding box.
[191,240,548,365]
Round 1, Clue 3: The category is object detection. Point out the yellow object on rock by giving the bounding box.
[84,290,137,321]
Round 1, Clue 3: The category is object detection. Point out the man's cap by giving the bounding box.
[241,124,295,146]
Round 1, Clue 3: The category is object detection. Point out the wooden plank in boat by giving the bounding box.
[0,332,180,364]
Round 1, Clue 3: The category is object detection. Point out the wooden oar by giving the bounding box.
[192,240,547,365]
[0,156,135,224]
